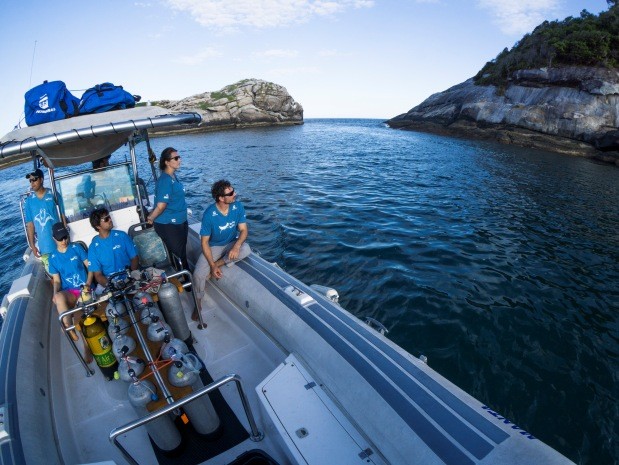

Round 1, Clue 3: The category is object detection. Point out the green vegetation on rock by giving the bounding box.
[475,3,618,86]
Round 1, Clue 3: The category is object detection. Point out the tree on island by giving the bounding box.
[475,3,618,87]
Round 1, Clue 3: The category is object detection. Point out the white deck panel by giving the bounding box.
[258,354,383,465]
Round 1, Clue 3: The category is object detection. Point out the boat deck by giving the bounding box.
[49,280,289,465]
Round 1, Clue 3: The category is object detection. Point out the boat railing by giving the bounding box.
[109,373,264,465]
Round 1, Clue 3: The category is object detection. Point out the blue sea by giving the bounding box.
[1,119,617,464]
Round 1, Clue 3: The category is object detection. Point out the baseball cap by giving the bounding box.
[25,168,44,180]
[52,222,69,241]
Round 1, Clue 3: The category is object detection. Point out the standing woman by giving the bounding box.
[146,147,189,270]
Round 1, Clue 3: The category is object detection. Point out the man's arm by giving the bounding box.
[228,223,248,260]
[201,235,223,279]
[93,271,107,287]
[130,255,139,271]
[26,222,40,257]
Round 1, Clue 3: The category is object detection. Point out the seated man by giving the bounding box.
[87,208,139,287]
[49,222,93,362]
[193,180,251,318]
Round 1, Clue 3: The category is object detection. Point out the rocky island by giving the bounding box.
[388,5,619,165]
[150,78,303,134]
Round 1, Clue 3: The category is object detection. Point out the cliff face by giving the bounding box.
[155,79,303,132]
[388,67,619,164]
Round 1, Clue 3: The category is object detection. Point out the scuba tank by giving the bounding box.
[133,291,164,325]
[168,353,220,436]
[107,317,131,340]
[140,305,164,326]
[158,281,191,343]
[147,316,173,343]
[105,300,127,320]
[132,291,155,311]
[112,334,137,361]
[160,336,189,361]
[127,378,182,452]
[116,355,146,382]
[82,315,118,380]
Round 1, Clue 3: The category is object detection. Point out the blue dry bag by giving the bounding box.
[24,80,80,126]
[79,83,137,114]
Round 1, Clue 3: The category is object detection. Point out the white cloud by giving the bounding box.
[174,47,222,65]
[164,0,374,30]
[477,0,561,35]
[255,49,300,59]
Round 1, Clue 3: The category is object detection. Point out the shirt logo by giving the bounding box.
[219,221,236,232]
[70,256,78,261]
[113,245,121,250]
[34,208,54,228]
[232,205,237,210]
[163,194,169,199]
[212,211,218,217]
[65,273,85,288]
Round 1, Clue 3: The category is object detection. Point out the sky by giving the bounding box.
[0,0,611,135]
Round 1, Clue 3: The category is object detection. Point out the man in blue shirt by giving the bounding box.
[87,208,139,287]
[24,168,62,270]
[49,222,93,361]
[193,180,251,318]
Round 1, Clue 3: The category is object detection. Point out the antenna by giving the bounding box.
[29,40,37,87]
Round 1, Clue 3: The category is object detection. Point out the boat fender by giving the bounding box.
[309,284,340,304]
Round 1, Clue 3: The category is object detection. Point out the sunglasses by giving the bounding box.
[29,177,39,183]
[101,215,112,223]
[169,156,181,161]
[57,235,69,242]
[223,189,235,197]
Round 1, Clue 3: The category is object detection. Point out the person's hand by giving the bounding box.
[228,244,241,261]
[212,265,223,280]
[31,245,41,258]
[146,216,154,225]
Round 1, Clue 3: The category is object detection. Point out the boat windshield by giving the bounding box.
[55,163,138,223]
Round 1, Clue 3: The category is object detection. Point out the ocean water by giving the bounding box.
[1,119,617,464]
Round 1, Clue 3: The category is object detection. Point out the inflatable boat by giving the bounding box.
[0,107,574,464]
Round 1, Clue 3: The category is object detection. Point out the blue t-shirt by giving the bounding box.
[48,244,88,290]
[88,230,137,276]
[24,188,60,255]
[199,201,247,246]
[154,173,187,224]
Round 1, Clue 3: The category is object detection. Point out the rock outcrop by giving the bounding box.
[153,79,303,133]
[387,66,619,164]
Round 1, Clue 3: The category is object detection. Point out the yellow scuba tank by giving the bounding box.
[82,315,118,380]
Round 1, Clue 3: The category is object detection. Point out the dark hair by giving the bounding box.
[211,179,231,201]
[89,208,109,231]
[159,147,178,170]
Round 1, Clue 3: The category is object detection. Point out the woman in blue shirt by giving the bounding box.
[146,147,188,270]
